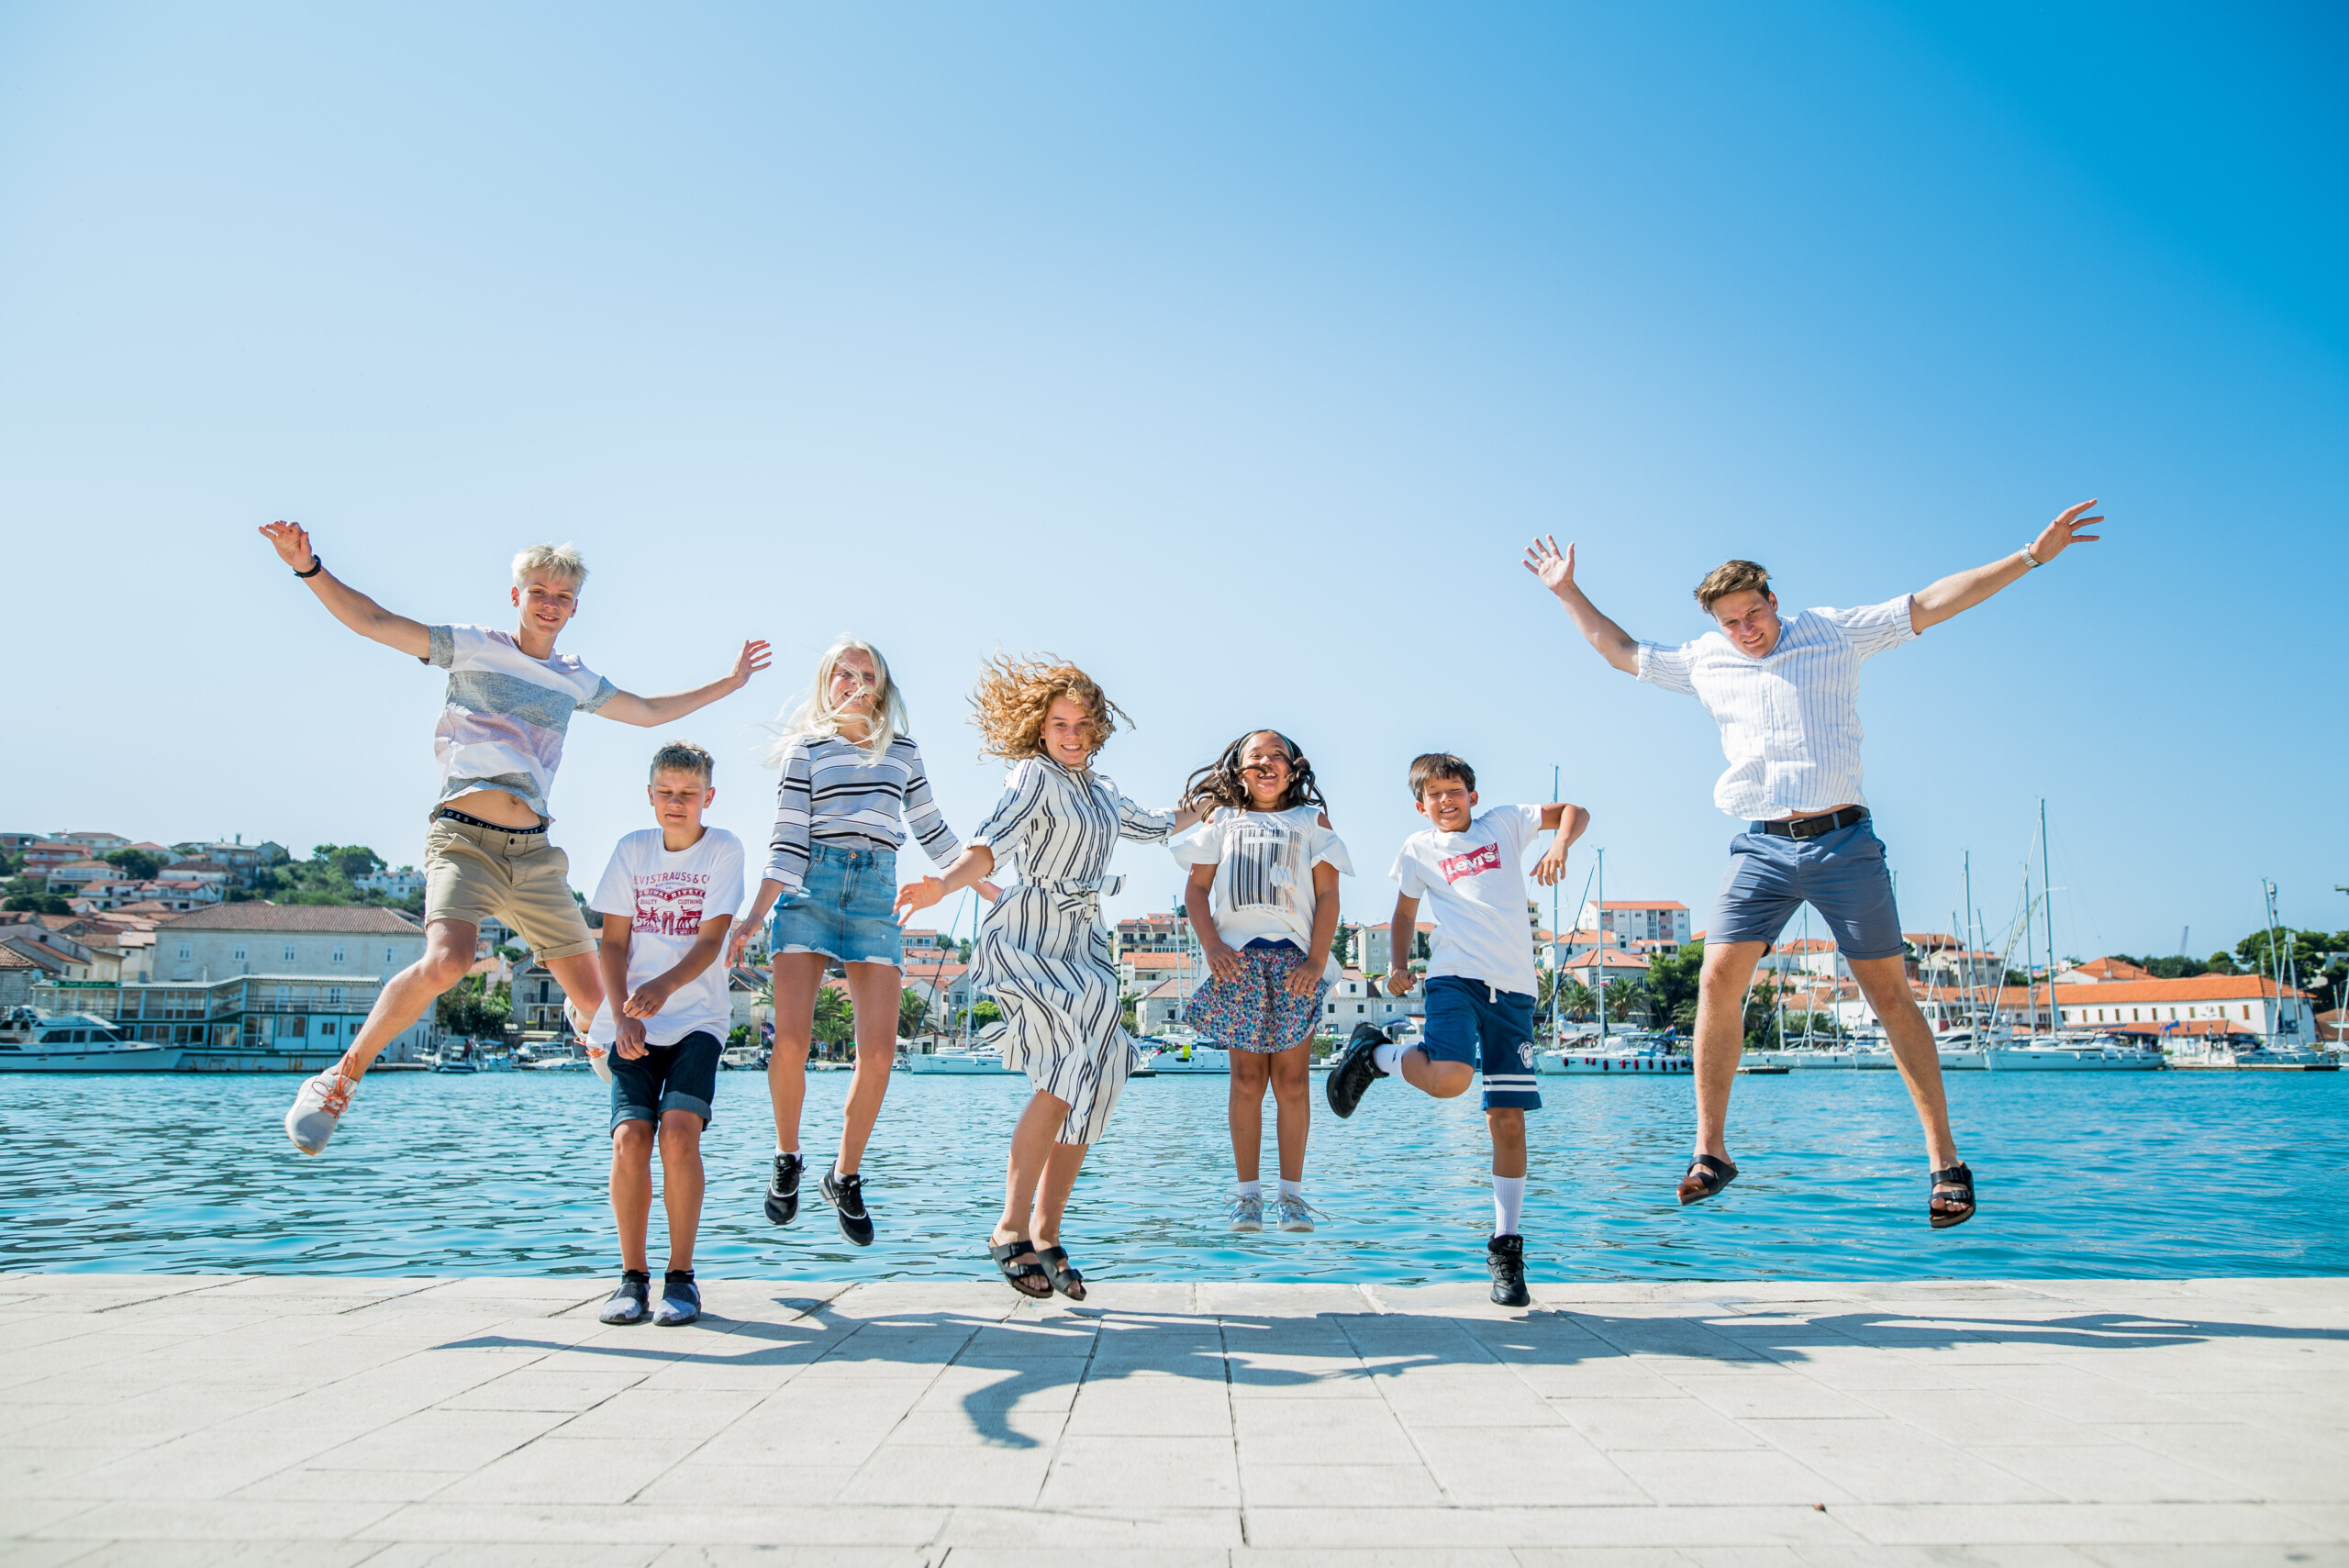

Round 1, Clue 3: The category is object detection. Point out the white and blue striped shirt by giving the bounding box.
[1636,598,1917,820]
[763,733,961,892]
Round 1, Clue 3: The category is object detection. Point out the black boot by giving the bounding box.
[1486,1234,1529,1308]
[1325,1023,1393,1118]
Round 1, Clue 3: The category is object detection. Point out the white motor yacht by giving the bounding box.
[1984,1034,2164,1071]
[0,1010,184,1072]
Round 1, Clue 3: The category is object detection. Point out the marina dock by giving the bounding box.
[5,1272,2343,1562]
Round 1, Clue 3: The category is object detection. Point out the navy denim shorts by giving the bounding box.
[770,843,904,968]
[1420,976,1542,1112]
[1707,817,1903,960]
[609,1029,721,1134]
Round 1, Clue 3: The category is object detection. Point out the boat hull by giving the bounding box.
[0,1046,186,1072]
[1537,1052,1692,1075]
[1984,1049,2163,1071]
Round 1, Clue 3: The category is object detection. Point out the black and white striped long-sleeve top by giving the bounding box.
[762,733,962,892]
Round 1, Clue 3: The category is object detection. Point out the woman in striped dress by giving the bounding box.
[730,639,991,1247]
[897,655,1205,1300]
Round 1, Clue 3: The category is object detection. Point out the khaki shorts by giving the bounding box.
[423,817,598,961]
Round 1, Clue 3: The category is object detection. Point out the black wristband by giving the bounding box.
[294,555,324,579]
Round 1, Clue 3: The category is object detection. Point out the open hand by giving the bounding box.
[896,875,944,924]
[1521,535,1576,595]
[730,639,774,689]
[1284,962,1321,997]
[258,520,316,573]
[726,925,753,968]
[2030,500,2104,565]
[1532,841,1570,886]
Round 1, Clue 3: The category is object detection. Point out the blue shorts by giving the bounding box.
[1421,976,1542,1111]
[770,843,904,968]
[1707,817,1903,960]
[609,1029,721,1134]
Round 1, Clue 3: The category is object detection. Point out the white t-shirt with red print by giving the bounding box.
[587,827,746,1048]
[1389,804,1545,997]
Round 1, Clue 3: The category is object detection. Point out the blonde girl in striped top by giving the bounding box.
[896,655,1207,1301]
[729,639,990,1248]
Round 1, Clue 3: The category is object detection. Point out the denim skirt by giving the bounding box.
[769,843,904,967]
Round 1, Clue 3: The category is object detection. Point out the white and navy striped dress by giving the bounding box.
[763,733,961,890]
[967,755,1177,1144]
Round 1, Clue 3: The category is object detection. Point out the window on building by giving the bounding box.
[177,942,191,959]
[331,947,345,963]
[283,944,296,962]
[328,988,343,1007]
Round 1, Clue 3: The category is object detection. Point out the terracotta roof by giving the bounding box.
[160,904,425,934]
[1592,901,1688,912]
[2061,956,2155,983]
[2049,976,2302,1004]
[0,947,35,970]
[1126,951,1186,969]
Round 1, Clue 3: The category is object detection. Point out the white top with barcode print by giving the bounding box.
[1171,806,1353,952]
[1635,597,1917,820]
[762,733,962,893]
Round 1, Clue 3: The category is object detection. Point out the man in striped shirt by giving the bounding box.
[1526,501,2103,1229]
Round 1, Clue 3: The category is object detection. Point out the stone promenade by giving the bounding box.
[2,1273,2344,1567]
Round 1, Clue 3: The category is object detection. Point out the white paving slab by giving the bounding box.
[0,1273,2342,1564]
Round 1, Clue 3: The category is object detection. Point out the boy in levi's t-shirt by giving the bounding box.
[1325,752,1587,1308]
[586,741,746,1329]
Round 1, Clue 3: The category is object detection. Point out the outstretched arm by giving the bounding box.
[1523,537,1639,674]
[1531,802,1591,886]
[1909,500,2103,633]
[596,640,773,728]
[258,521,431,659]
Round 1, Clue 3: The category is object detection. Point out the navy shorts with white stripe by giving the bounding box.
[1419,976,1542,1111]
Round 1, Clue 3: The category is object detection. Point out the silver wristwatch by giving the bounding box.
[2019,544,2043,569]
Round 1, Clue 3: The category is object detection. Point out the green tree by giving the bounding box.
[104,848,161,882]
[812,984,855,1049]
[436,974,509,1038]
[897,990,930,1038]
[314,844,386,883]
[1331,924,1354,967]
[3,891,72,915]
[967,999,1002,1030]
[1642,940,1705,1034]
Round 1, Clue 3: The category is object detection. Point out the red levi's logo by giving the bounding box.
[1436,842,1501,884]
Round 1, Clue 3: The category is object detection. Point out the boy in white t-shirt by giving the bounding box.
[588,741,746,1329]
[1326,752,1588,1307]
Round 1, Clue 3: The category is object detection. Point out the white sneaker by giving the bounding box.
[1270,1194,1316,1233]
[284,1068,359,1155]
[1228,1195,1264,1233]
[586,1041,613,1084]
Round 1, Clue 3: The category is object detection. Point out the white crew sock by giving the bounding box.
[1278,1179,1303,1199]
[1235,1180,1263,1198]
[776,1143,798,1157]
[1493,1175,1526,1238]
[1372,1040,1408,1076]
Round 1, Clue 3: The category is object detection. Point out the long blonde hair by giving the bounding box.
[758,638,907,766]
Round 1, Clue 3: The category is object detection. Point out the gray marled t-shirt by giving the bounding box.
[424,624,616,820]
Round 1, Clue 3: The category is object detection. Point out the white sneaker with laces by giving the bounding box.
[1270,1194,1316,1233]
[284,1068,359,1155]
[586,1042,613,1084]
[1228,1194,1264,1233]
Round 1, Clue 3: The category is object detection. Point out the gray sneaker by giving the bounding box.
[1270,1194,1316,1233]
[1228,1194,1264,1233]
[284,1068,358,1155]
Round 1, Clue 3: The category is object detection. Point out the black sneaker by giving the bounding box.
[1325,1022,1392,1118]
[1486,1234,1530,1308]
[598,1269,651,1325]
[764,1152,804,1225]
[822,1167,875,1247]
[654,1269,700,1327]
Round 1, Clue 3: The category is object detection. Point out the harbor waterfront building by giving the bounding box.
[1578,899,1692,951]
[29,972,437,1067]
[144,903,426,986]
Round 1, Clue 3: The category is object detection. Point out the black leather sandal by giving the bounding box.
[1034,1244,1086,1302]
[1929,1162,1976,1229]
[1677,1153,1739,1206]
[989,1239,1052,1298]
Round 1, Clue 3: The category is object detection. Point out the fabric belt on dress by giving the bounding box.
[1030,875,1123,917]
[1752,806,1868,840]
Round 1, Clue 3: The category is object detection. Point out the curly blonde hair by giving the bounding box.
[968,654,1130,762]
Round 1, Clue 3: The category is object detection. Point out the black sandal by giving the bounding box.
[1677,1153,1739,1206]
[1033,1244,1085,1302]
[988,1239,1052,1299]
[1929,1162,1976,1229]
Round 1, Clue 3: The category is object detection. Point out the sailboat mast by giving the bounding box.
[2041,799,2058,1032]
[1964,851,1978,1034]
[1596,847,1608,1048]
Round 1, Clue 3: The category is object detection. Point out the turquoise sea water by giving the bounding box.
[2,1069,2341,1282]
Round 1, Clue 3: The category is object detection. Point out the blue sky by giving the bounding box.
[3,2,2343,962]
